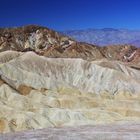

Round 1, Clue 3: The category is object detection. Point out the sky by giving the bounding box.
[0,0,140,30]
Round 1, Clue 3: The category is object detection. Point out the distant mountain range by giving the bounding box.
[63,28,140,47]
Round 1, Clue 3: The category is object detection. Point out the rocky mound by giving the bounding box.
[0,25,103,60]
[0,25,140,62]
[1,51,140,94]
[0,51,139,133]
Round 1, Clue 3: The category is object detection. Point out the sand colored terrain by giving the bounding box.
[1,51,140,94]
[0,51,139,133]
[0,83,140,133]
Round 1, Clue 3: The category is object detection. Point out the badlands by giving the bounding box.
[0,25,140,139]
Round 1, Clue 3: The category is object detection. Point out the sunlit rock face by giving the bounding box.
[0,51,140,133]
[0,82,140,133]
[1,51,140,94]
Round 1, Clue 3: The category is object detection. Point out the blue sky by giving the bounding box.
[0,0,140,30]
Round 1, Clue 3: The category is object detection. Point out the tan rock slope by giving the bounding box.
[0,51,139,133]
[1,51,140,94]
[0,25,140,134]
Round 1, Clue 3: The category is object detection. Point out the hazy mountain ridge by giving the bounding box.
[63,28,140,47]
